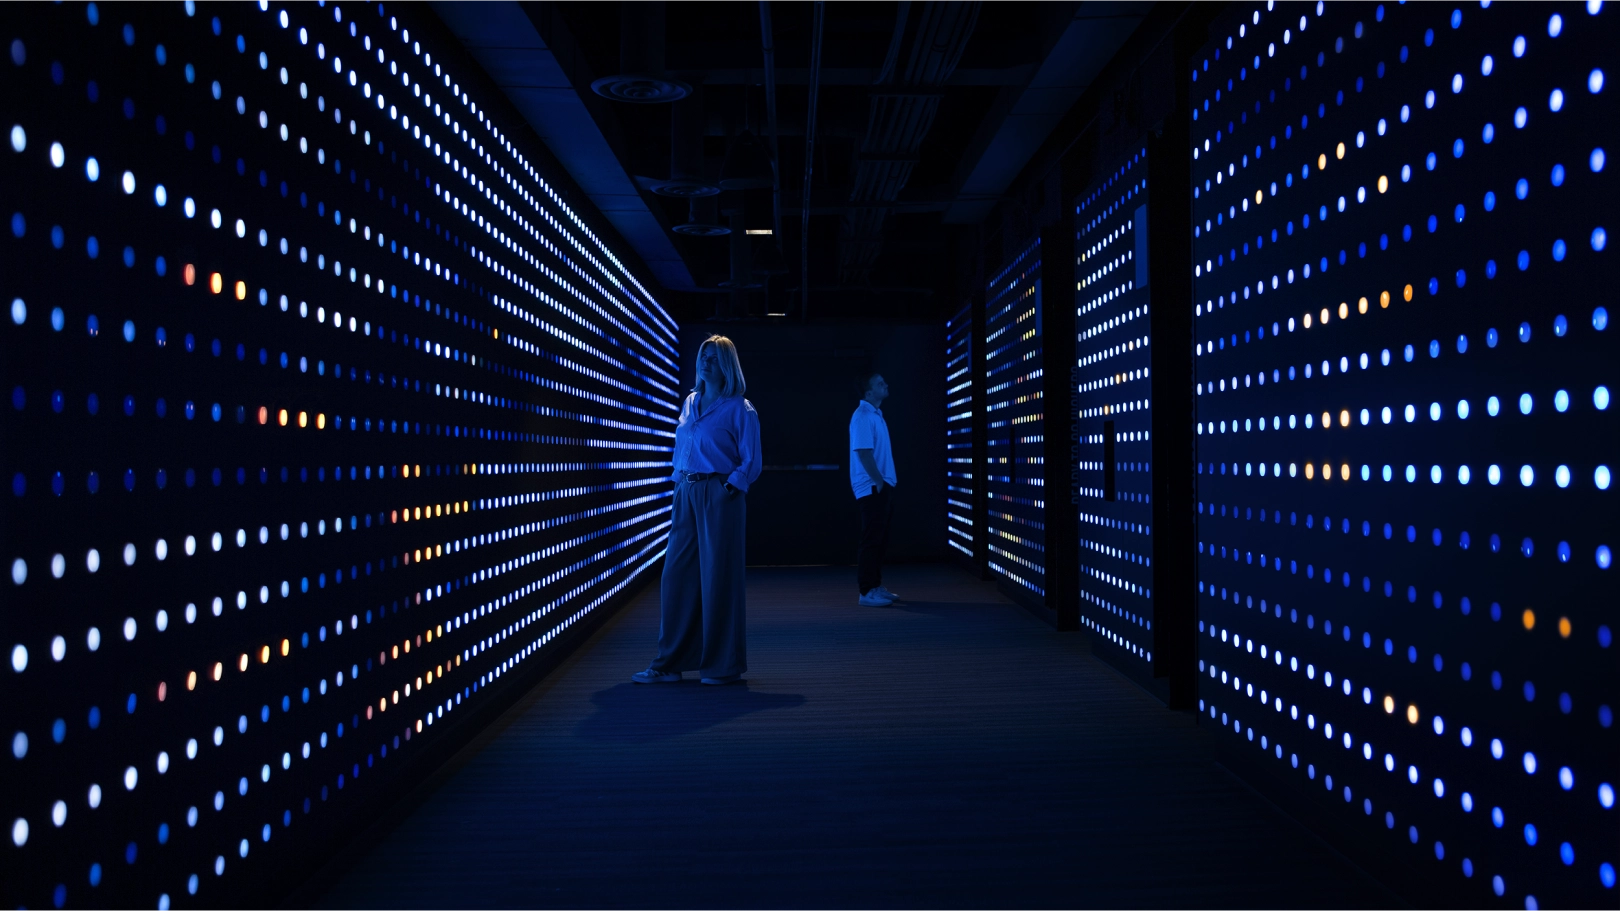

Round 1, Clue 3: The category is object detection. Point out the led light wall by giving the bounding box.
[983,240,1045,602]
[945,302,975,564]
[1,2,679,908]
[1072,150,1155,676]
[1191,2,1614,905]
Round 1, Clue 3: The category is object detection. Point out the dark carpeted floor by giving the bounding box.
[313,564,1397,909]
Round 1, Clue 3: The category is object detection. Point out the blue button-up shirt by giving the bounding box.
[671,392,763,492]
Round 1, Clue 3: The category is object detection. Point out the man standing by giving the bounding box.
[850,371,899,606]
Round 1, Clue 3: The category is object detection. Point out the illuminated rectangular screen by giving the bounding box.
[0,3,680,907]
[1072,148,1154,674]
[983,239,1045,600]
[1191,2,1614,905]
[945,302,974,562]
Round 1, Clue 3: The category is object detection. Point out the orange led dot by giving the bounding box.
[435,544,442,557]
[157,682,167,702]
[209,272,223,294]
[1303,313,1313,328]
[426,629,434,643]
[1383,696,1395,714]
[187,671,198,691]
[402,462,410,477]
[1317,153,1328,170]
[183,263,197,285]
[391,645,399,659]
[416,720,423,733]
[437,625,443,637]
[434,503,441,517]
[1340,463,1350,481]
[455,655,461,667]
[404,639,411,653]
[1255,189,1264,204]
[234,281,246,300]
[297,411,308,428]
[1340,410,1351,428]
[278,408,288,426]
[212,662,223,682]
[1320,307,1331,324]
[414,507,422,520]
[259,645,270,664]
[280,638,290,657]
[1338,302,1349,319]
[414,464,421,478]
[1406,704,1419,724]
[1336,142,1346,160]
[1380,290,1391,308]
[1377,174,1389,194]
[1558,616,1572,639]
[426,671,434,684]
[316,412,326,430]
[379,698,387,712]
[238,653,249,672]
[1305,463,1316,480]
[258,406,268,425]
[1321,412,1331,429]
[1358,297,1369,314]
[392,690,400,705]
[1522,609,1536,631]
[1403,284,1414,302]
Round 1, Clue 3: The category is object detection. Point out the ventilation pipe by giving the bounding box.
[654,90,719,197]
[718,212,763,289]
[718,129,774,190]
[672,196,730,237]
[590,3,690,103]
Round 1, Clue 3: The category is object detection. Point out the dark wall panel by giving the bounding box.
[1191,2,1615,905]
[0,3,680,907]
[678,320,946,568]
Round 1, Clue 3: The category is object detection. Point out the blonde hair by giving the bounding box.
[694,335,746,398]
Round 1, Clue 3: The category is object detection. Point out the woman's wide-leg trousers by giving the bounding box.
[651,477,747,677]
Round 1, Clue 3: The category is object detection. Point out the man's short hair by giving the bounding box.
[857,369,882,397]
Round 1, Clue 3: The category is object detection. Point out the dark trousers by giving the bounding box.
[856,486,894,594]
[651,477,747,677]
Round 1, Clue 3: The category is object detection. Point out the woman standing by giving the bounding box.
[633,335,761,685]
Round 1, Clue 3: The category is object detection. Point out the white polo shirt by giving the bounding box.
[849,399,896,498]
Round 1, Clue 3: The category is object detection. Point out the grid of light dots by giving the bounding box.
[1072,148,1153,664]
[945,302,974,561]
[2,2,681,908]
[1191,2,1613,907]
[982,239,1045,597]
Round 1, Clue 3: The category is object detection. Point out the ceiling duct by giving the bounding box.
[836,1,979,285]
[718,212,764,289]
[718,129,775,190]
[652,90,720,197]
[673,196,731,237]
[590,3,691,103]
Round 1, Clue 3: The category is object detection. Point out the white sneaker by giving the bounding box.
[875,586,901,602]
[858,590,894,607]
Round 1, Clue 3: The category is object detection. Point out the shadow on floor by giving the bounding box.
[575,682,808,743]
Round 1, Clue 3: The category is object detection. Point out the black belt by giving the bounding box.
[679,471,722,483]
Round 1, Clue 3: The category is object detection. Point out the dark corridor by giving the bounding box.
[309,566,1391,909]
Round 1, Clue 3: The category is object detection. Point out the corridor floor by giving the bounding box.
[313,565,1395,909]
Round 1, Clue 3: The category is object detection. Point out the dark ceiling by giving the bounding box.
[434,1,1152,321]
